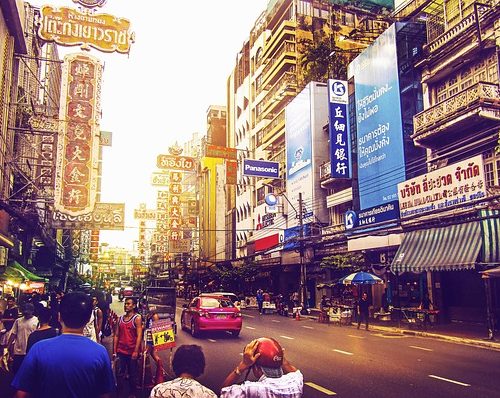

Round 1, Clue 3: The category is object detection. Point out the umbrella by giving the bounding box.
[340,271,383,285]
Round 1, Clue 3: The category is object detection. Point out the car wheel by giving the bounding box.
[231,330,240,337]
[181,315,187,331]
[190,320,198,337]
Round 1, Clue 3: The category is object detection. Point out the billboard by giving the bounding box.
[243,159,280,178]
[54,53,103,216]
[398,155,486,218]
[328,79,351,178]
[348,24,405,226]
[51,203,125,230]
[286,84,313,227]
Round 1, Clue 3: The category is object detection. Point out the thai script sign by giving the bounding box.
[54,53,102,216]
[243,159,280,178]
[226,160,237,185]
[348,24,405,226]
[51,203,125,230]
[157,155,196,171]
[205,144,237,160]
[37,5,134,54]
[398,155,486,218]
[151,172,169,186]
[99,130,112,146]
[328,79,351,178]
[134,208,156,221]
[169,239,191,253]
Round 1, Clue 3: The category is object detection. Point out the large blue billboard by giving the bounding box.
[348,23,405,225]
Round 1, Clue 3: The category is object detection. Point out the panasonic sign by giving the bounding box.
[243,159,280,178]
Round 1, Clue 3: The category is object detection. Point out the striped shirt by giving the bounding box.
[220,370,303,398]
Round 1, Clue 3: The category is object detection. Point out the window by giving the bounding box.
[257,187,265,204]
[483,150,500,187]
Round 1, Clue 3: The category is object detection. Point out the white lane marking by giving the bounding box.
[208,339,217,343]
[245,326,256,330]
[429,375,470,387]
[302,325,314,329]
[271,320,281,323]
[348,335,365,339]
[279,335,294,340]
[410,345,433,352]
[242,314,255,318]
[305,382,337,395]
[333,349,353,356]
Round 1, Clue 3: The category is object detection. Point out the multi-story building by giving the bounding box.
[385,0,500,325]
[227,0,392,302]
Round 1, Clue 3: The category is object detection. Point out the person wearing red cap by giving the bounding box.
[220,337,303,397]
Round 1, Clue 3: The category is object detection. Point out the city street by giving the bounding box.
[110,299,500,398]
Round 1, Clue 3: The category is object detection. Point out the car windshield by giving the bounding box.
[200,297,235,308]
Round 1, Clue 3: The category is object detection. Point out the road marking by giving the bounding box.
[242,314,255,318]
[333,349,353,356]
[279,335,294,340]
[348,335,365,339]
[302,325,314,329]
[410,345,433,352]
[208,339,217,343]
[245,326,256,330]
[305,382,337,395]
[429,375,470,387]
[271,320,281,323]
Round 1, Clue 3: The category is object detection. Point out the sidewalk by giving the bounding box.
[303,308,500,351]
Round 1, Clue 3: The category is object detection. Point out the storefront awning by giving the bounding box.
[480,209,500,266]
[4,261,48,282]
[391,222,481,273]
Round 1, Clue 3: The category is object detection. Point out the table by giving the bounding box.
[393,307,439,329]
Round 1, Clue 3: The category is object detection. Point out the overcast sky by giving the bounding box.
[29,0,269,249]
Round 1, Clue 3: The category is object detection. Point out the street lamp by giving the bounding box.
[262,183,308,309]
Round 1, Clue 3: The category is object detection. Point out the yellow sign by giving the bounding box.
[151,320,176,350]
[37,5,134,54]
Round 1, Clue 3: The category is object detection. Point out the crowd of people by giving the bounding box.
[0,290,303,398]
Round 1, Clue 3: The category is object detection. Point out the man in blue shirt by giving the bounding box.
[12,292,115,398]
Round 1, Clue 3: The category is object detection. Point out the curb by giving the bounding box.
[303,315,500,351]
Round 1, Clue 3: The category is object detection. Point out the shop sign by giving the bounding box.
[157,155,196,171]
[99,130,112,146]
[151,320,176,350]
[30,116,58,195]
[398,155,486,218]
[226,160,237,185]
[169,239,190,253]
[54,53,102,216]
[328,79,351,178]
[37,6,134,54]
[204,144,237,160]
[51,203,125,230]
[151,173,168,186]
[134,208,156,221]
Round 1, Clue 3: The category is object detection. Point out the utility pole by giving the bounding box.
[298,192,307,309]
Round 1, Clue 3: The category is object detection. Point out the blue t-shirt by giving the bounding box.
[12,334,115,398]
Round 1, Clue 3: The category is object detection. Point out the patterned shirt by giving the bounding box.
[220,370,303,398]
[149,377,217,398]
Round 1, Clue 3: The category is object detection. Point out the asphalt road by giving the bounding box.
[110,299,500,398]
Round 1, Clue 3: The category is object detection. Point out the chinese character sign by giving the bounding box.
[55,54,102,216]
[328,79,351,179]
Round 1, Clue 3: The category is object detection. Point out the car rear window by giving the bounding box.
[200,297,235,308]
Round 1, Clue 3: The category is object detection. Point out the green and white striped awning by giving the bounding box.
[480,209,500,266]
[391,222,481,273]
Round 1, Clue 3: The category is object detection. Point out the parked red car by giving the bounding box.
[181,296,242,337]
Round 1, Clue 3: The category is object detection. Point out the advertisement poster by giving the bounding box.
[348,24,405,226]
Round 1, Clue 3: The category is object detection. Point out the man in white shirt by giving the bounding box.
[7,302,38,373]
[221,337,303,398]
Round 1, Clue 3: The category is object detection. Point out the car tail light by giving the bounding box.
[233,312,242,318]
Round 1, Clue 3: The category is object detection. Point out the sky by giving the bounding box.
[30,0,270,249]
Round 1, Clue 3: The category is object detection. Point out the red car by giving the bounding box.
[181,296,242,337]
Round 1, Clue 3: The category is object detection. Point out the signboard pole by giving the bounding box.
[298,192,307,309]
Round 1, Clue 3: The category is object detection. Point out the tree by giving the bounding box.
[320,252,368,271]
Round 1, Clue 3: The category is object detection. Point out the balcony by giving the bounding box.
[261,110,285,148]
[261,41,296,84]
[412,82,500,147]
[319,161,352,189]
[259,71,297,116]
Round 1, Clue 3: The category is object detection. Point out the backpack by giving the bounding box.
[102,318,112,337]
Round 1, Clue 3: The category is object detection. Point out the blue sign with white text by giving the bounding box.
[328,79,351,178]
[243,159,280,178]
[348,24,406,220]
